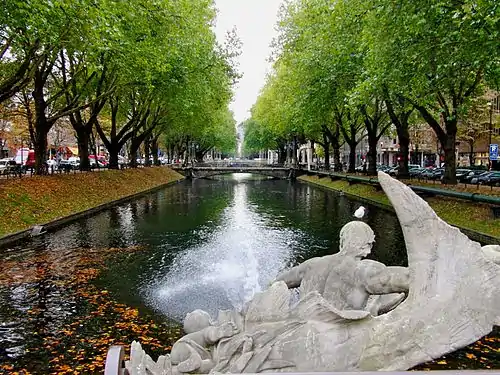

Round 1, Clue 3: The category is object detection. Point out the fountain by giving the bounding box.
[107,172,500,374]
[145,179,305,319]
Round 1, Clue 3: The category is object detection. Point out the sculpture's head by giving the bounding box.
[183,309,212,333]
[339,221,375,259]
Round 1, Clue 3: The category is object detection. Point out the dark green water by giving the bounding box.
[0,174,407,361]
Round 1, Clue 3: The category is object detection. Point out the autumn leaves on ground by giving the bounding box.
[0,245,183,375]
[0,243,498,375]
[0,168,183,237]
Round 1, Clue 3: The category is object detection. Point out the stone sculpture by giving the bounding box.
[275,220,408,316]
[124,172,500,374]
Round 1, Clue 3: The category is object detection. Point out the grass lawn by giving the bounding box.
[0,167,184,237]
[299,175,500,240]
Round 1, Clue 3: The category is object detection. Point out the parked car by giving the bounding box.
[409,167,426,177]
[46,159,58,171]
[59,158,80,171]
[14,148,36,171]
[462,170,486,183]
[0,158,11,174]
[472,171,500,186]
[89,155,108,167]
[118,155,128,167]
[388,164,421,176]
[487,172,500,186]
[444,169,471,183]
[376,165,391,172]
[0,159,21,175]
[420,168,444,180]
[471,172,493,184]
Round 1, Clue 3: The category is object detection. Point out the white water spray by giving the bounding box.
[146,174,303,320]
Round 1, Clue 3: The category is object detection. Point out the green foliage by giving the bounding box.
[250,0,499,182]
[1,0,239,166]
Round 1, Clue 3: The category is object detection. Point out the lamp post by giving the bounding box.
[488,101,493,170]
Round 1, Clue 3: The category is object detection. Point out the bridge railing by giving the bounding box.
[177,161,287,168]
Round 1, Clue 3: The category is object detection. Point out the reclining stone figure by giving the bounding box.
[169,310,239,374]
[121,172,500,374]
[276,220,409,316]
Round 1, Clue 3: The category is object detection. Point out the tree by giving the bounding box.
[361,0,500,183]
[359,99,391,175]
[0,0,47,103]
[383,90,414,178]
[457,98,494,166]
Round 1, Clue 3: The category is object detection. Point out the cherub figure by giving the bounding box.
[170,309,239,374]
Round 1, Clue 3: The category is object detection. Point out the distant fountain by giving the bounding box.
[145,174,304,320]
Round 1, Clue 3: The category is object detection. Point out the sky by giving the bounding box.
[214,0,283,125]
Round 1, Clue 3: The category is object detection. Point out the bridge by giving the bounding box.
[171,162,300,180]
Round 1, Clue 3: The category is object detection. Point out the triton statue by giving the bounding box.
[120,172,500,374]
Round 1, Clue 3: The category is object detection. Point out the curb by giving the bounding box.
[0,177,185,248]
[298,176,500,246]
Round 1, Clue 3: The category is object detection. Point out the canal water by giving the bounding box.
[0,174,496,372]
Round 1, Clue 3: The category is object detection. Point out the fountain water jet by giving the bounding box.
[145,176,305,320]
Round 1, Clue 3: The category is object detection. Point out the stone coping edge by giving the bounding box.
[298,177,500,246]
[0,177,185,249]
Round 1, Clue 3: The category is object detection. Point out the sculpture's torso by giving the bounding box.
[299,255,370,311]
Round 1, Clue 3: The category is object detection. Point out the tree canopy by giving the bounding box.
[248,0,499,183]
[1,0,239,172]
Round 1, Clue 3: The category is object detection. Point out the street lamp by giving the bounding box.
[488,101,493,170]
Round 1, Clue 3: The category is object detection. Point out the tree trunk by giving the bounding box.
[182,138,189,166]
[278,144,286,164]
[144,136,151,167]
[129,140,138,168]
[442,132,457,184]
[413,104,458,184]
[34,130,47,175]
[367,136,378,176]
[322,133,330,170]
[292,135,298,167]
[286,142,292,165]
[152,138,159,166]
[324,124,342,172]
[195,150,205,163]
[397,128,410,179]
[76,126,91,171]
[384,91,413,179]
[333,141,341,172]
[32,72,49,175]
[469,141,474,167]
[348,142,356,173]
[108,148,119,169]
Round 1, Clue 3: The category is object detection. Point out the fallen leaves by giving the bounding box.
[0,245,183,375]
[1,237,500,373]
[412,328,500,370]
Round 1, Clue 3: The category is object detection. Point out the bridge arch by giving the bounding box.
[171,166,299,180]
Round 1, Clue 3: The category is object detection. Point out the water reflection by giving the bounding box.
[0,173,407,361]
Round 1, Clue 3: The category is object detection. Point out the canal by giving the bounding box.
[0,174,497,373]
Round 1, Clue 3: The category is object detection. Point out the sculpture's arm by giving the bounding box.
[204,322,239,345]
[360,261,409,294]
[275,261,311,288]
